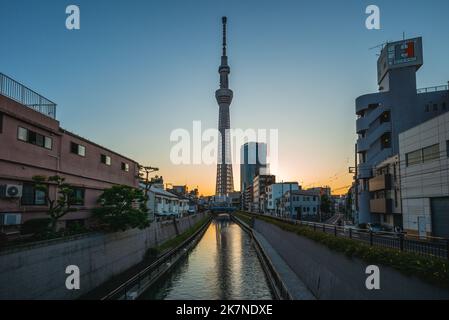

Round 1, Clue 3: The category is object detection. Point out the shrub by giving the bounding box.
[21,218,51,235]
[239,212,449,289]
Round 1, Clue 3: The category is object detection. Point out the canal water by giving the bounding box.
[140,216,274,300]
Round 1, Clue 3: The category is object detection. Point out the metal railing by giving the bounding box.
[232,214,292,300]
[417,84,449,94]
[100,215,211,300]
[248,213,449,260]
[0,72,57,119]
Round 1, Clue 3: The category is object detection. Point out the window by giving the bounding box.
[70,188,85,206]
[18,127,28,141]
[425,104,430,112]
[0,112,3,133]
[71,142,86,156]
[17,127,52,150]
[381,133,391,149]
[433,104,438,111]
[101,154,111,165]
[423,144,440,162]
[406,149,422,166]
[380,111,390,123]
[442,102,447,110]
[121,162,129,172]
[21,184,47,206]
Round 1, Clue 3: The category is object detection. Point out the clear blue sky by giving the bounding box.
[1,0,448,194]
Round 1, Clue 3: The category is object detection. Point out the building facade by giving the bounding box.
[355,37,449,224]
[369,155,402,230]
[145,185,189,218]
[240,142,268,193]
[280,190,321,220]
[0,73,140,234]
[266,182,300,215]
[399,112,449,238]
[252,174,275,213]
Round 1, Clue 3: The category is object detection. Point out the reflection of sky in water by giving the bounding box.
[142,219,273,300]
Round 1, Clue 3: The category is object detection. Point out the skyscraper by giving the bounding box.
[240,142,268,192]
[215,16,234,196]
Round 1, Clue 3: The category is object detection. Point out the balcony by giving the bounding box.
[0,72,56,119]
[369,174,392,192]
[370,198,393,214]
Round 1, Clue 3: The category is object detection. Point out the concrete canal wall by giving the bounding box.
[254,219,449,300]
[0,212,206,300]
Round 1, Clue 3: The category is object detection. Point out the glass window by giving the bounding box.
[18,127,28,141]
[35,133,44,147]
[44,136,52,150]
[122,162,129,172]
[423,144,439,162]
[406,149,422,166]
[78,145,86,157]
[71,142,86,156]
[21,184,47,206]
[71,188,85,206]
[0,112,3,133]
[101,154,111,165]
[35,189,47,205]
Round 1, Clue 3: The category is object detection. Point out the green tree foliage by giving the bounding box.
[92,185,149,232]
[32,175,78,231]
[320,194,333,214]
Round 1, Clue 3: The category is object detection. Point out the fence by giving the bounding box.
[0,72,56,119]
[249,213,449,260]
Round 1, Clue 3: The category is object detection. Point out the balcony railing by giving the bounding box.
[417,84,449,94]
[0,72,56,119]
[370,198,393,214]
[369,173,392,192]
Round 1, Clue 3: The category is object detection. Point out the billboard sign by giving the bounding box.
[377,37,423,84]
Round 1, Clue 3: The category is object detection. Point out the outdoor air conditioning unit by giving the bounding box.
[0,213,22,226]
[0,184,23,198]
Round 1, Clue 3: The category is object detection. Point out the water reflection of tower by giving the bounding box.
[214,216,231,299]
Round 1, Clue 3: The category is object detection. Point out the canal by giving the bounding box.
[140,215,274,300]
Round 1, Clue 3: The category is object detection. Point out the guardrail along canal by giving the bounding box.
[140,215,274,299]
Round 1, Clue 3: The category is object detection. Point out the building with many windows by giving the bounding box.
[280,189,321,220]
[399,111,449,238]
[0,73,139,234]
[369,155,402,230]
[252,174,275,213]
[355,37,449,224]
[240,142,268,194]
[266,182,300,215]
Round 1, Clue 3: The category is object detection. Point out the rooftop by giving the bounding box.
[0,72,56,119]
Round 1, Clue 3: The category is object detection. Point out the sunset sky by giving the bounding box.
[1,0,449,195]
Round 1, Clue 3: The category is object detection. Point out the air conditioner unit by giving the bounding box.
[1,213,22,226]
[2,184,23,198]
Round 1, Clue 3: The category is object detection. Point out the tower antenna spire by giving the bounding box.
[222,16,227,57]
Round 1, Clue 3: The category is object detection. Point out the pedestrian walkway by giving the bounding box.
[253,229,316,300]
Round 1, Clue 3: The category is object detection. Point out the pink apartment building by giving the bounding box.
[0,73,140,234]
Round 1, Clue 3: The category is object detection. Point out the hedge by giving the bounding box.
[238,212,449,289]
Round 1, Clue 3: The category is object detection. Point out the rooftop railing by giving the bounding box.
[0,72,57,119]
[417,84,449,94]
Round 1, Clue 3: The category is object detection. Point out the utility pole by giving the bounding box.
[348,143,358,224]
[139,165,159,221]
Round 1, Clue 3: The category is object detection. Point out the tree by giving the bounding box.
[92,185,149,232]
[32,175,78,232]
[320,194,333,215]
